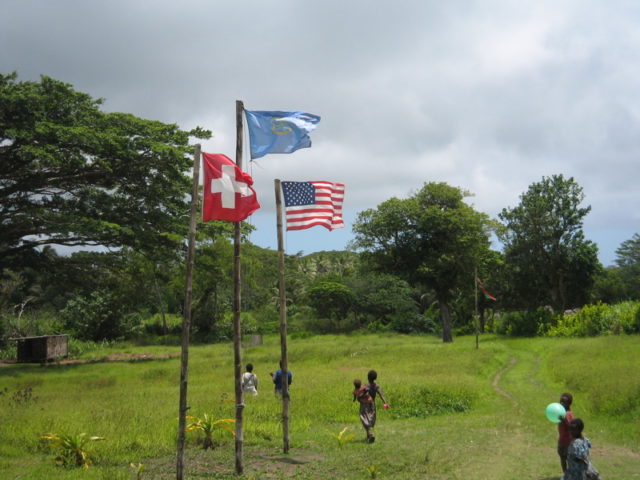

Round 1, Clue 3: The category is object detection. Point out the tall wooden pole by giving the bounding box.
[176,143,201,480]
[274,179,290,453]
[474,268,479,350]
[233,100,245,474]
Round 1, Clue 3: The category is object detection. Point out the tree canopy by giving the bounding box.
[498,174,600,311]
[615,233,640,268]
[613,233,640,300]
[0,72,210,270]
[351,182,493,342]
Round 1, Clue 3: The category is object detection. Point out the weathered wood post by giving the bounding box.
[176,143,201,480]
[274,179,290,453]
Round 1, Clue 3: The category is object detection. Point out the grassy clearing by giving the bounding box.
[0,334,638,479]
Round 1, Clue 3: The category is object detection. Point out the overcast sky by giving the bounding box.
[3,0,640,266]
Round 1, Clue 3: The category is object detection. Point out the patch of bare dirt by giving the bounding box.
[141,447,326,479]
[0,352,178,367]
[592,444,640,459]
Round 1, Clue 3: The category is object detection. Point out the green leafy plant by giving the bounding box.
[130,462,145,479]
[330,427,355,447]
[11,385,37,406]
[364,464,378,478]
[185,414,235,450]
[40,432,104,469]
[1,386,38,407]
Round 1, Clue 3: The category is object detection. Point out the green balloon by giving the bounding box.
[546,402,566,423]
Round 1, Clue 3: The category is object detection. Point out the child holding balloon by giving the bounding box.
[557,393,574,474]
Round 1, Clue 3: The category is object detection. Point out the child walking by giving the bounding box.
[563,418,602,480]
[241,363,258,396]
[353,370,388,443]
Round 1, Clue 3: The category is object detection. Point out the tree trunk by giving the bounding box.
[153,275,168,335]
[440,301,453,343]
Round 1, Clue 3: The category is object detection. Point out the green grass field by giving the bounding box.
[1,334,639,479]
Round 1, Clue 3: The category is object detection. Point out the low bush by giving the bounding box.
[61,290,142,341]
[547,301,640,337]
[390,313,438,334]
[494,308,558,336]
[0,310,64,343]
[142,313,183,336]
[303,315,359,334]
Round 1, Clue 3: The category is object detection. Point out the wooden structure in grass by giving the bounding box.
[12,334,69,363]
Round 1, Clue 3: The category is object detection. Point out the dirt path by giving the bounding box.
[491,356,518,407]
[486,347,640,479]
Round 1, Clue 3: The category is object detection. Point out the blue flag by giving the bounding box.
[245,110,320,159]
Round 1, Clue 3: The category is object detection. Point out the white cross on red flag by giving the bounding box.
[202,153,260,222]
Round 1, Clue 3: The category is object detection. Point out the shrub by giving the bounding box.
[609,301,640,334]
[545,302,640,337]
[389,313,438,334]
[40,432,104,469]
[66,337,119,359]
[252,305,280,334]
[494,308,558,337]
[185,414,235,450]
[303,315,358,334]
[0,310,63,342]
[61,290,140,341]
[306,281,355,320]
[142,313,183,335]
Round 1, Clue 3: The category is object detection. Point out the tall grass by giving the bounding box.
[542,336,640,420]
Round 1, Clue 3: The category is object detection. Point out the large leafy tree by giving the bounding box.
[614,233,640,299]
[347,272,422,332]
[498,174,600,312]
[615,233,640,268]
[0,72,210,270]
[306,281,355,320]
[351,182,493,342]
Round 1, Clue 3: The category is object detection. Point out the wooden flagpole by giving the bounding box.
[474,268,479,350]
[233,100,245,474]
[274,179,290,453]
[176,143,201,480]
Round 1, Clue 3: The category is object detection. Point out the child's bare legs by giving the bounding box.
[558,445,568,472]
[365,428,375,443]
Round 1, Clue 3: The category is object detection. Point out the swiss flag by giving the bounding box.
[202,153,260,222]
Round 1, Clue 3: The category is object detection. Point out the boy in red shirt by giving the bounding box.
[557,392,574,474]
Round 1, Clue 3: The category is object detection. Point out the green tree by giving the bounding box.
[475,249,504,332]
[351,182,492,342]
[347,272,424,332]
[60,289,137,341]
[615,233,640,267]
[306,281,355,320]
[498,174,600,312]
[592,267,628,304]
[614,233,640,299]
[0,72,210,271]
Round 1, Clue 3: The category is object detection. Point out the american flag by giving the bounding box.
[281,181,345,231]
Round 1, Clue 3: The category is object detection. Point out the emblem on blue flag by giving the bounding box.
[245,110,320,159]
